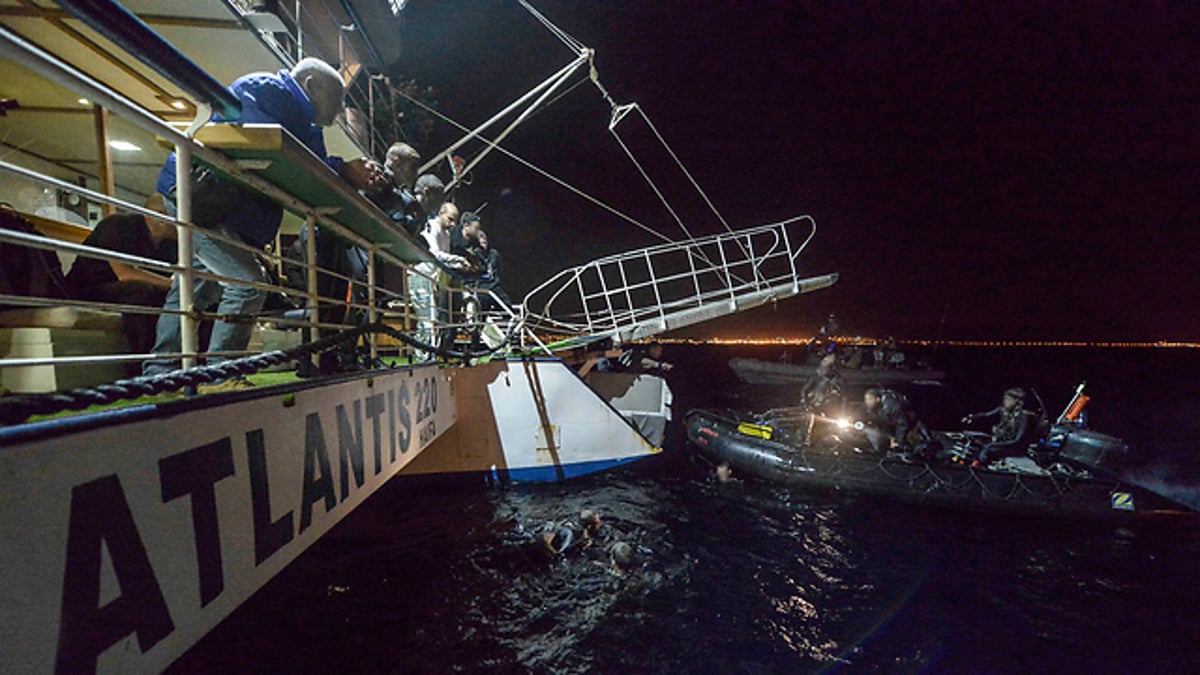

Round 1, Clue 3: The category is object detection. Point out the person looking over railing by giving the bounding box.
[418,202,472,276]
[65,193,176,359]
[411,174,444,219]
[370,142,426,238]
[302,142,422,375]
[385,142,420,189]
[143,57,388,390]
[443,210,484,351]
[400,174,445,355]
[467,229,511,310]
[418,201,474,355]
[450,210,481,262]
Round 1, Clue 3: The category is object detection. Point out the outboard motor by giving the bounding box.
[1042,424,1128,477]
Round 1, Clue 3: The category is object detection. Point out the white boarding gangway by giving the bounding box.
[518,216,838,345]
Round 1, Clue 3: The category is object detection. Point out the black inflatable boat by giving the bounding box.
[686,407,1195,519]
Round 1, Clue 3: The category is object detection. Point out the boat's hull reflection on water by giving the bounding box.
[168,345,1200,673]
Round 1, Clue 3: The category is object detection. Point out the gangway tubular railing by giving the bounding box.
[520,215,818,341]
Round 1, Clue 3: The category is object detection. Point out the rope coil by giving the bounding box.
[0,321,512,427]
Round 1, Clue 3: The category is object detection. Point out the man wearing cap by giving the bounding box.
[963,387,1040,465]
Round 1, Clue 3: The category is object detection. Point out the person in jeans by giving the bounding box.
[144,58,385,389]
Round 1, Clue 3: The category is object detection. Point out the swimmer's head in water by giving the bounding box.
[542,526,574,555]
[716,462,733,482]
[578,509,601,535]
[610,541,634,571]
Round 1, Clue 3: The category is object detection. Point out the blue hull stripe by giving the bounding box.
[497,456,649,483]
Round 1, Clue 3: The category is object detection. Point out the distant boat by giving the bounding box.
[729,357,946,386]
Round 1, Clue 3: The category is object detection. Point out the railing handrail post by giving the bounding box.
[174,142,198,370]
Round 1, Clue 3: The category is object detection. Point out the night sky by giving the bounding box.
[385,1,1200,342]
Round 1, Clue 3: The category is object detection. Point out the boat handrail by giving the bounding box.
[519,215,832,342]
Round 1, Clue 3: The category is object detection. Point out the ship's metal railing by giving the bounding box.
[0,190,521,386]
[519,215,837,345]
[0,12,526,393]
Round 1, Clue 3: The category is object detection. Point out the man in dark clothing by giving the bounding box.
[410,174,445,229]
[963,387,1040,465]
[66,195,176,355]
[369,142,425,238]
[300,144,422,375]
[467,229,511,310]
[862,387,926,453]
[437,211,483,351]
[801,353,842,412]
[382,142,420,198]
[618,341,673,375]
[450,211,482,262]
[382,173,446,250]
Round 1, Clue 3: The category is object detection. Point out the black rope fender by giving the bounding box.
[0,321,513,427]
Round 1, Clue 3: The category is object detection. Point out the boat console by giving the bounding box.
[1042,424,1129,477]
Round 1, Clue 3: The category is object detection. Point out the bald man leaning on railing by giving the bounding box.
[143,58,388,392]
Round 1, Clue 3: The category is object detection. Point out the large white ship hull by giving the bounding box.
[0,364,454,673]
[402,358,669,483]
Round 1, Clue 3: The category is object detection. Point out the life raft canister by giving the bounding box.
[736,422,773,440]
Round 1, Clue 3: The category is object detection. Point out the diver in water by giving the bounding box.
[963,387,1040,466]
[610,541,635,575]
[542,524,576,555]
[578,509,603,549]
[715,462,734,483]
[542,509,606,555]
[862,387,929,456]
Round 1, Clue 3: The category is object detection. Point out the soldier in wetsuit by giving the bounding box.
[862,387,927,454]
[962,387,1040,465]
[801,354,843,412]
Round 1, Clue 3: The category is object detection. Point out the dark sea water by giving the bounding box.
[171,345,1200,674]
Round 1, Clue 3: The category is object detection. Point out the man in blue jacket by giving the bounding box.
[144,58,385,387]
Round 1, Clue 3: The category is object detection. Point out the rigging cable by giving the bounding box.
[634,105,735,235]
[604,103,697,242]
[520,0,719,245]
[450,53,588,190]
[391,85,676,245]
[416,1,769,289]
[517,0,587,56]
[581,42,752,262]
